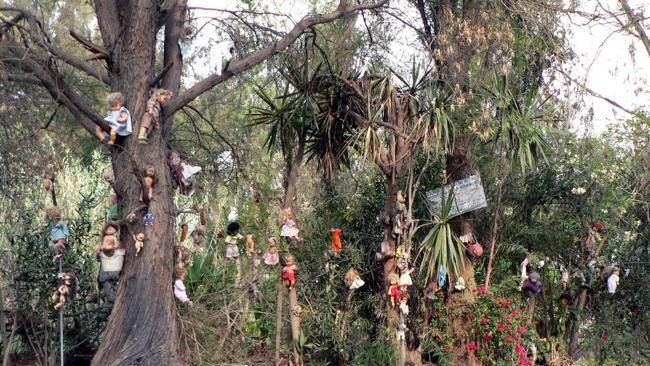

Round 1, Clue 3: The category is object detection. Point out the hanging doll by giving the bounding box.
[264,237,280,265]
[140,165,155,202]
[106,194,119,222]
[133,233,145,256]
[344,268,365,290]
[454,276,466,291]
[388,273,401,307]
[460,222,483,257]
[52,272,77,310]
[43,171,55,193]
[519,257,529,289]
[48,207,70,263]
[167,150,202,196]
[424,281,441,301]
[607,268,620,294]
[392,191,407,238]
[179,25,193,58]
[174,245,192,268]
[225,222,243,260]
[280,207,302,241]
[438,265,448,288]
[399,293,410,316]
[103,169,114,184]
[396,322,407,341]
[173,267,193,306]
[191,224,206,247]
[331,224,342,253]
[398,263,414,290]
[522,271,542,295]
[282,254,298,289]
[246,233,255,256]
[97,245,125,304]
[96,92,132,145]
[376,239,395,261]
[138,89,173,144]
[96,222,120,254]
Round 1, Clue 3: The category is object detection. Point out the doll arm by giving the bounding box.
[117,111,129,123]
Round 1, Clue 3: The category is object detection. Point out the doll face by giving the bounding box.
[157,94,170,104]
[105,226,117,235]
[145,166,155,176]
[111,101,123,111]
[136,233,145,241]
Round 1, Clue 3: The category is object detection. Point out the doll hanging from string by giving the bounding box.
[264,237,280,265]
[48,207,70,263]
[331,224,342,253]
[51,272,77,310]
[280,207,303,242]
[96,92,132,145]
[225,222,243,260]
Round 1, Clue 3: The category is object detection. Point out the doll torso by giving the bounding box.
[331,228,342,251]
[50,220,69,242]
[105,106,132,136]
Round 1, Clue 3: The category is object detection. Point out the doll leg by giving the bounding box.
[108,128,117,145]
[148,187,153,201]
[95,126,106,141]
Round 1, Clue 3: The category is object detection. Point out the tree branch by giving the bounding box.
[619,0,650,59]
[165,0,388,115]
[93,0,120,50]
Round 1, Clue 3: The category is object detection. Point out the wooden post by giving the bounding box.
[289,287,301,365]
[274,280,285,366]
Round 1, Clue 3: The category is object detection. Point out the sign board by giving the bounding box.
[425,174,488,217]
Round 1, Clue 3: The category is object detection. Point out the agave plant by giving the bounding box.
[417,188,466,285]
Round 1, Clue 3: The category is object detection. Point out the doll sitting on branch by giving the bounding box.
[280,207,302,242]
[96,92,132,145]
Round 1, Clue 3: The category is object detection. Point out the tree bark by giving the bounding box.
[282,130,306,210]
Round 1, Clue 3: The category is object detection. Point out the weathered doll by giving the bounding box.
[264,237,280,265]
[519,257,529,289]
[280,207,302,241]
[392,191,407,237]
[133,233,145,256]
[224,222,243,260]
[96,92,132,144]
[398,263,414,290]
[43,172,55,193]
[48,207,70,263]
[174,245,192,268]
[607,268,620,294]
[246,233,255,256]
[522,271,542,295]
[97,246,125,304]
[173,267,193,306]
[96,222,120,254]
[106,194,119,222]
[102,169,114,184]
[52,272,77,310]
[388,273,401,307]
[282,254,298,289]
[140,165,155,202]
[344,268,365,290]
[331,224,342,253]
[138,89,173,144]
[399,293,409,316]
[454,276,466,291]
[167,150,202,196]
[191,224,206,251]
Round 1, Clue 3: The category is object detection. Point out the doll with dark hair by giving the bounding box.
[225,222,243,260]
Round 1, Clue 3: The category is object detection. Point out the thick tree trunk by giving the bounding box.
[445,136,479,366]
[282,131,306,210]
[92,2,184,365]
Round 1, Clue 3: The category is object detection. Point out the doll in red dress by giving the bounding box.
[388,273,401,307]
[282,254,298,289]
[331,224,342,253]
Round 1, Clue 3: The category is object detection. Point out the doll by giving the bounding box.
[106,194,119,221]
[246,233,255,256]
[141,165,155,201]
[133,233,145,256]
[376,239,395,261]
[51,272,77,310]
[392,191,407,237]
[264,237,280,265]
[167,150,202,196]
[102,169,114,184]
[468,242,484,257]
[280,207,302,241]
[174,245,192,268]
[282,254,298,289]
[96,222,120,253]
[331,224,342,253]
[522,272,542,294]
[398,263,414,290]
[519,257,529,289]
[424,281,441,300]
[138,89,173,144]
[96,92,132,144]
[454,276,466,291]
[225,222,243,260]
[344,268,365,290]
[607,268,620,294]
[173,267,193,305]
[48,207,70,263]
[97,246,125,304]
[396,322,407,341]
[43,172,55,193]
[388,273,400,307]
[459,222,474,243]
[191,224,206,247]
[399,293,409,315]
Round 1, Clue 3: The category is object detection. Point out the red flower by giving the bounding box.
[477,285,489,295]
[516,325,527,333]
[480,316,490,325]
[602,334,609,341]
[434,336,442,343]
[497,322,507,331]
[504,335,514,343]
[466,341,478,352]
[515,343,526,355]
[510,309,521,317]
[483,332,494,341]
[498,298,511,308]
[464,312,473,321]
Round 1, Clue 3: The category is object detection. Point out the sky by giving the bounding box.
[187,0,650,135]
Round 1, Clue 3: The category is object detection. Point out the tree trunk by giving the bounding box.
[282,131,306,210]
[274,280,285,366]
[91,2,185,365]
[288,287,302,365]
[445,136,479,366]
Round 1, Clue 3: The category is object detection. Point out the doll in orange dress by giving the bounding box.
[331,224,342,253]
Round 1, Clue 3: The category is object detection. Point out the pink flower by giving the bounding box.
[498,298,511,308]
[434,336,442,343]
[483,332,494,341]
[510,309,521,317]
[477,285,489,295]
[466,342,478,352]
[602,334,609,341]
[516,325,527,333]
[497,322,507,331]
[480,316,490,325]
[515,343,526,355]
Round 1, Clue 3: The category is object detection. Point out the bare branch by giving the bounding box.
[166,0,388,115]
[619,0,650,59]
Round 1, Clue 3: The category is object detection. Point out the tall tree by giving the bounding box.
[0,1,387,364]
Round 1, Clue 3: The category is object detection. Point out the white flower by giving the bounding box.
[504,207,514,216]
[601,209,608,214]
[571,187,586,195]
[539,260,545,267]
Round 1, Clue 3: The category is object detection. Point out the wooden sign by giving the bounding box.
[425,174,488,217]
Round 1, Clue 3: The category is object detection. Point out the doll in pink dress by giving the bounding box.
[173,268,193,306]
[280,208,302,241]
[264,237,280,265]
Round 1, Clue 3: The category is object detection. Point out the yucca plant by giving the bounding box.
[417,188,466,285]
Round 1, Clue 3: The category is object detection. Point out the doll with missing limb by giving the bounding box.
[173,268,193,306]
[96,92,132,145]
[133,233,144,256]
[282,254,298,289]
[51,272,77,310]
[140,165,155,202]
[280,207,302,241]
[264,237,280,265]
[48,207,70,263]
[138,89,172,144]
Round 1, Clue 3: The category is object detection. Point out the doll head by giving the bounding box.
[104,223,118,236]
[46,206,61,221]
[284,254,295,266]
[103,169,114,183]
[145,165,155,177]
[108,194,118,205]
[389,273,399,285]
[152,89,173,105]
[333,223,339,229]
[282,207,293,220]
[106,92,125,110]
[174,267,187,281]
[268,237,277,247]
[135,233,145,241]
[226,222,240,236]
[397,190,405,203]
[460,222,472,237]
[344,268,359,287]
